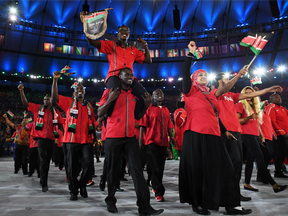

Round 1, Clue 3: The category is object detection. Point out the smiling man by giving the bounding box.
[98,68,163,216]
[87,25,152,119]
[52,71,97,201]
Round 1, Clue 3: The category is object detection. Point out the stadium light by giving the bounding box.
[254,68,265,76]
[278,65,286,72]
[208,73,216,81]
[78,78,83,82]
[10,14,17,21]
[10,7,17,14]
[224,73,230,78]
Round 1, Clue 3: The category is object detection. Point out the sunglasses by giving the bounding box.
[119,29,130,33]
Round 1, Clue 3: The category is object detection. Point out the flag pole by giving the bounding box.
[192,61,197,67]
[247,55,257,70]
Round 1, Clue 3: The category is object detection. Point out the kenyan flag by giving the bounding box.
[7,110,14,118]
[194,48,204,59]
[240,32,273,56]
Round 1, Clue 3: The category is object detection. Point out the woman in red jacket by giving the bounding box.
[179,41,251,215]
[235,86,286,193]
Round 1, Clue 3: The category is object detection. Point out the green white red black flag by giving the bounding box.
[240,31,273,56]
[80,8,113,40]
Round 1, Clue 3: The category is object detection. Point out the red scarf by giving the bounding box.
[191,69,210,93]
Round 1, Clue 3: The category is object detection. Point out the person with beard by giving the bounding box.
[179,41,252,215]
[213,72,282,201]
[98,67,163,216]
[139,89,175,202]
[3,114,31,175]
[18,84,64,192]
[87,25,151,119]
[266,93,288,178]
[235,87,286,193]
[52,72,97,201]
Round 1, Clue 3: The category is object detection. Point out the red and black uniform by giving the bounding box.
[57,95,95,196]
[259,111,275,177]
[98,40,147,120]
[99,88,154,214]
[235,102,276,186]
[27,123,39,177]
[210,89,244,192]
[98,40,145,80]
[28,102,63,189]
[140,104,174,197]
[266,103,288,174]
[179,54,240,211]
[173,108,186,151]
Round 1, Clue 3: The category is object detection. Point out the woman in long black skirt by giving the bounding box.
[179,41,252,215]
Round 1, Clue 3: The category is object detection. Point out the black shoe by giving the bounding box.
[97,160,101,163]
[92,174,97,177]
[107,203,118,213]
[80,187,88,198]
[99,180,105,191]
[23,172,28,175]
[274,172,288,178]
[116,186,124,192]
[120,177,128,181]
[273,185,287,193]
[244,185,259,192]
[42,186,48,192]
[240,195,251,201]
[192,206,211,215]
[139,208,164,216]
[14,171,18,174]
[226,207,252,215]
[70,192,78,201]
[28,174,33,177]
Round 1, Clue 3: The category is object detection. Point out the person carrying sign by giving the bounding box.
[81,11,152,119]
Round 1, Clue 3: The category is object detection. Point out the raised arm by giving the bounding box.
[87,38,101,49]
[52,71,61,102]
[137,37,152,64]
[3,114,15,129]
[18,84,29,107]
[239,85,283,100]
[182,41,196,94]
[214,65,248,97]
[98,88,120,118]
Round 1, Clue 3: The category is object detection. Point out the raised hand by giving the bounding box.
[267,85,283,93]
[18,84,24,91]
[3,114,7,119]
[237,65,248,77]
[80,11,88,23]
[137,37,147,45]
[188,41,196,54]
[53,71,62,79]
[142,92,152,108]
[107,87,120,102]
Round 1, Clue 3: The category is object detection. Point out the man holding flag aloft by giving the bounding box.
[52,71,97,201]
[18,84,64,192]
